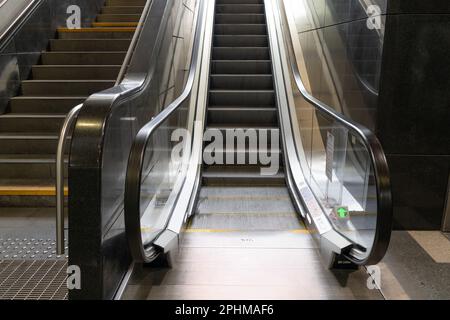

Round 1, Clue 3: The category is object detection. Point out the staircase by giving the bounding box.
[0,0,146,207]
[203,0,284,187]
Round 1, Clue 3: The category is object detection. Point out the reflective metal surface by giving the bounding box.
[285,0,385,131]
[122,229,383,300]
[56,0,154,255]
[69,0,199,299]
[125,0,207,263]
[270,0,392,265]
[55,104,82,255]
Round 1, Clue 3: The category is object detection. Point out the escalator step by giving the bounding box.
[212,47,270,60]
[215,4,264,14]
[214,24,267,35]
[211,60,272,74]
[208,107,277,125]
[209,90,275,106]
[215,14,265,24]
[203,166,285,186]
[214,35,268,47]
[210,74,273,90]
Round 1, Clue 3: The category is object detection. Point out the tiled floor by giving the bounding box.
[0,207,67,239]
[377,231,450,299]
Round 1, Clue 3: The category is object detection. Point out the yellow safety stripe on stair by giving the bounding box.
[92,22,139,27]
[57,27,136,33]
[0,186,68,196]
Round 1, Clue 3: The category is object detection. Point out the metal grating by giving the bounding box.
[0,260,68,300]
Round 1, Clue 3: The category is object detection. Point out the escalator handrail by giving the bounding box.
[55,0,154,255]
[115,0,153,85]
[67,0,180,266]
[124,0,206,263]
[279,1,392,265]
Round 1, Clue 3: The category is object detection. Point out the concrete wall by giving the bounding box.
[0,0,34,38]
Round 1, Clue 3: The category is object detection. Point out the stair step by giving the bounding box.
[106,0,147,6]
[215,4,264,14]
[32,65,120,80]
[203,166,285,186]
[203,148,281,167]
[96,14,142,22]
[0,181,67,196]
[208,107,277,125]
[215,14,265,24]
[0,179,68,207]
[215,24,266,35]
[205,126,280,148]
[92,22,139,28]
[0,114,65,133]
[213,47,270,60]
[214,35,268,47]
[49,39,131,51]
[41,51,126,65]
[21,80,115,96]
[0,155,67,179]
[216,0,263,4]
[211,60,272,74]
[10,97,86,114]
[0,133,68,154]
[57,28,135,39]
[209,90,275,106]
[210,74,273,90]
[101,6,145,14]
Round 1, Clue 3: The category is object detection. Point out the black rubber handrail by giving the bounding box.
[124,0,206,263]
[278,1,392,265]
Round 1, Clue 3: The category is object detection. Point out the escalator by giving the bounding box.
[118,0,392,300]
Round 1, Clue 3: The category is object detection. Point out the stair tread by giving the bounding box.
[42,51,127,53]
[22,80,115,84]
[57,27,136,32]
[207,124,279,128]
[33,64,122,67]
[92,22,139,27]
[208,106,276,110]
[11,96,87,100]
[204,166,284,178]
[209,89,274,92]
[0,114,66,118]
[0,154,67,163]
[0,132,62,139]
[212,59,271,62]
[0,179,67,196]
[211,74,272,76]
